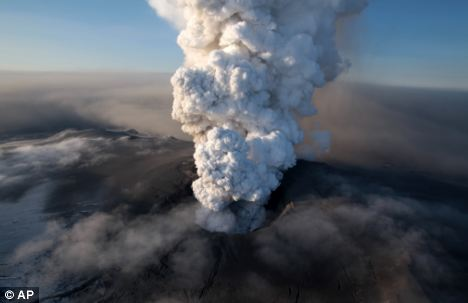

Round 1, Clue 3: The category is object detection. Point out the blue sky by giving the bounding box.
[1,0,467,89]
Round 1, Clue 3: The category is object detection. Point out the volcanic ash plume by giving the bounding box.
[149,0,367,233]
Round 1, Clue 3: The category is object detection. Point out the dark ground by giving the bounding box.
[1,130,467,303]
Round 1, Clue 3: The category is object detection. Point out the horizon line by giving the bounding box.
[1,69,467,93]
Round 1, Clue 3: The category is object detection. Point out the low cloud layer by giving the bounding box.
[0,131,109,203]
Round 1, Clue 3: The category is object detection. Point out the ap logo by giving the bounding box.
[0,288,39,302]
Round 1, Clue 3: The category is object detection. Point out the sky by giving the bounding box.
[1,0,467,89]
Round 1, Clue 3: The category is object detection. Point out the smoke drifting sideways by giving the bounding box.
[149,0,368,233]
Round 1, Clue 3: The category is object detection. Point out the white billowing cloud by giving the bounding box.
[11,138,94,168]
[149,0,367,233]
[148,0,187,29]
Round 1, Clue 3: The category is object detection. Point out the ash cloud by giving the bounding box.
[150,0,368,233]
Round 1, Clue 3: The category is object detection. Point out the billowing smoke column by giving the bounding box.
[149,0,367,233]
